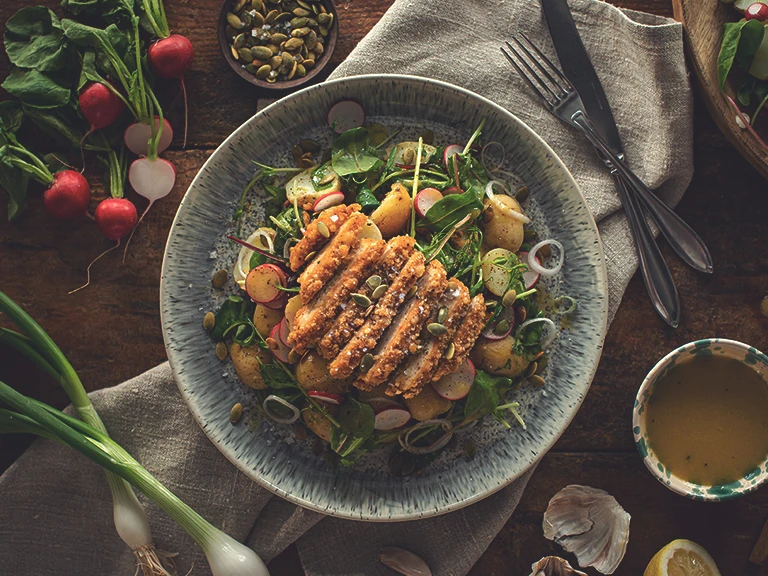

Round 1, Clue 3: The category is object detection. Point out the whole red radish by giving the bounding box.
[79,82,125,130]
[746,2,768,20]
[43,170,91,220]
[148,34,194,147]
[95,198,138,240]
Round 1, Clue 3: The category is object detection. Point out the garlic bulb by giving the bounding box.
[542,485,630,575]
[530,556,588,576]
[378,547,432,576]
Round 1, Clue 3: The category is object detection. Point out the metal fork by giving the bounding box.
[500,34,682,327]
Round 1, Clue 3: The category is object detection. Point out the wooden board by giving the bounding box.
[673,0,768,181]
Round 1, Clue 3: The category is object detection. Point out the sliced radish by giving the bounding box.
[443,144,463,170]
[312,191,345,212]
[442,186,461,195]
[519,252,542,290]
[482,247,513,297]
[432,358,475,400]
[327,100,365,134]
[481,306,515,340]
[374,406,412,430]
[308,390,345,405]
[245,263,287,303]
[124,116,173,156]
[268,321,292,363]
[262,294,287,310]
[395,163,415,170]
[128,157,176,202]
[414,187,443,218]
[278,317,290,344]
[284,295,302,331]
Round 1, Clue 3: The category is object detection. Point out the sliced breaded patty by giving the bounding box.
[388,279,470,398]
[297,212,367,304]
[431,293,486,381]
[354,261,448,391]
[317,236,415,360]
[328,250,427,379]
[289,203,361,271]
[287,238,386,354]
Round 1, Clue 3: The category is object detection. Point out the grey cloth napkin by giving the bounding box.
[0,0,692,575]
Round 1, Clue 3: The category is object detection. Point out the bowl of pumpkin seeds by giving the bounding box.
[218,0,337,89]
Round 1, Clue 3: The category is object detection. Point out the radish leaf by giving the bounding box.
[3,7,74,73]
[1,69,71,109]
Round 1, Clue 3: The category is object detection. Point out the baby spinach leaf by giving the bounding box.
[463,370,512,423]
[355,184,380,212]
[1,69,71,109]
[3,7,73,73]
[209,295,254,341]
[0,158,30,222]
[719,20,764,91]
[419,191,483,233]
[260,364,300,390]
[331,128,383,177]
[331,397,375,457]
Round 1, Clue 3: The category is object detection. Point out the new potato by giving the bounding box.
[253,303,283,337]
[302,406,337,441]
[295,351,350,394]
[229,343,271,389]
[370,183,411,238]
[404,384,452,421]
[470,336,530,377]
[482,195,524,253]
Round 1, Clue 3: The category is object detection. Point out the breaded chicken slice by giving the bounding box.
[387,279,470,398]
[287,238,386,354]
[316,236,415,360]
[289,203,361,271]
[354,261,448,391]
[328,251,426,379]
[297,212,367,304]
[431,293,486,381]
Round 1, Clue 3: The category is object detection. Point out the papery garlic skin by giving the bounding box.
[529,556,588,576]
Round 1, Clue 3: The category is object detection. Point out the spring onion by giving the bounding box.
[515,317,558,350]
[528,239,564,276]
[263,395,300,425]
[485,181,531,224]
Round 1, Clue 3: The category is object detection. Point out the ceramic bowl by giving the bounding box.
[633,338,768,501]
[160,74,609,521]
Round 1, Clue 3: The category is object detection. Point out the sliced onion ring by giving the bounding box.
[554,294,578,314]
[283,237,298,260]
[398,419,454,454]
[481,141,505,173]
[515,317,558,350]
[485,181,530,224]
[528,239,564,277]
[263,394,300,425]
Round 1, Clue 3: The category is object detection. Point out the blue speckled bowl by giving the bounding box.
[160,75,608,521]
[634,338,768,501]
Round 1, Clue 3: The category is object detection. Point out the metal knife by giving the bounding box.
[541,0,713,278]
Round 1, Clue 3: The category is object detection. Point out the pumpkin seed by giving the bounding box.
[305,17,318,27]
[302,58,315,69]
[285,37,304,51]
[295,63,307,78]
[288,348,302,363]
[304,29,318,50]
[525,362,538,378]
[494,319,511,335]
[226,25,238,39]
[276,11,293,22]
[436,306,448,324]
[311,437,323,455]
[234,33,246,49]
[269,32,287,44]
[212,269,228,289]
[279,52,294,73]
[317,12,331,25]
[360,353,374,373]
[269,55,283,69]
[313,42,325,54]
[538,243,552,258]
[265,337,279,350]
[352,293,372,307]
[305,250,317,261]
[252,10,265,26]
[293,7,311,16]
[445,341,455,360]
[291,144,304,165]
[251,0,264,10]
[515,305,527,324]
[406,285,418,299]
[290,16,308,27]
[529,374,545,387]
[297,0,312,8]
[318,25,329,37]
[515,186,530,202]
[229,403,243,424]
[524,229,538,245]
[230,45,240,59]
[292,26,311,38]
[536,356,548,374]
[264,8,279,23]
[287,60,299,79]
[235,0,248,12]
[322,449,340,467]
[325,13,333,26]
[371,284,388,300]
[238,47,255,62]
[319,3,327,13]
[366,274,382,289]
[300,139,320,153]
[316,172,334,186]
[256,64,271,78]
[427,323,447,336]
[482,205,494,223]
[203,312,216,331]
[267,73,277,83]
[532,350,544,361]
[266,43,280,54]
[299,152,313,167]
[420,129,434,145]
[241,11,253,27]
[244,63,257,74]
[251,45,273,60]
[463,439,477,458]
[402,147,415,165]
[388,452,403,476]
[215,342,229,361]
[316,220,330,238]
[293,422,308,440]
[502,289,517,308]
[227,12,244,29]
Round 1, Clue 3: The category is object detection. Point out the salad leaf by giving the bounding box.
[209,295,254,341]
[259,364,300,390]
[0,102,23,138]
[355,184,380,212]
[463,370,512,423]
[719,20,765,91]
[21,106,85,148]
[331,128,383,177]
[310,162,338,192]
[330,397,375,458]
[419,191,483,233]
[0,157,30,222]
[1,69,71,109]
[3,7,73,73]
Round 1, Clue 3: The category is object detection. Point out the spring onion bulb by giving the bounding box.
[528,239,564,276]
[485,181,531,224]
[263,395,300,424]
[516,317,558,350]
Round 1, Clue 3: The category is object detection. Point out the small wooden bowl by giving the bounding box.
[218,0,338,91]
[673,0,768,180]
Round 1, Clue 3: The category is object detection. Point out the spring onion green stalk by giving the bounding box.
[462,118,486,155]
[0,383,269,576]
[0,292,169,576]
[409,137,424,238]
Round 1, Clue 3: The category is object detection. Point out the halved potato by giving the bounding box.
[302,405,337,441]
[230,342,271,390]
[295,351,350,394]
[404,385,452,422]
[390,141,437,165]
[253,303,283,338]
[481,247,512,297]
[481,195,525,253]
[370,183,412,238]
[470,336,530,377]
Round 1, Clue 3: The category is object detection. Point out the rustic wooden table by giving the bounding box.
[1,0,767,574]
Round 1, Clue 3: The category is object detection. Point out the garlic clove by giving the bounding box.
[378,547,432,576]
[542,485,630,575]
[529,556,588,576]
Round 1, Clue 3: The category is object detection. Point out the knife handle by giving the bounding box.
[751,517,768,566]
[571,113,714,275]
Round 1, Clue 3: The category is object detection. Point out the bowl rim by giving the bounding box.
[217,0,338,90]
[160,73,609,520]
[633,337,768,502]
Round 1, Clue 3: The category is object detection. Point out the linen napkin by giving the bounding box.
[0,0,692,574]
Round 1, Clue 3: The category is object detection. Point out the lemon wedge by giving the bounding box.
[644,540,721,576]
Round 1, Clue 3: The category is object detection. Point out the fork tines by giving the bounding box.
[500,33,574,108]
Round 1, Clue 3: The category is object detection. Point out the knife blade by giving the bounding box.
[541,0,623,155]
